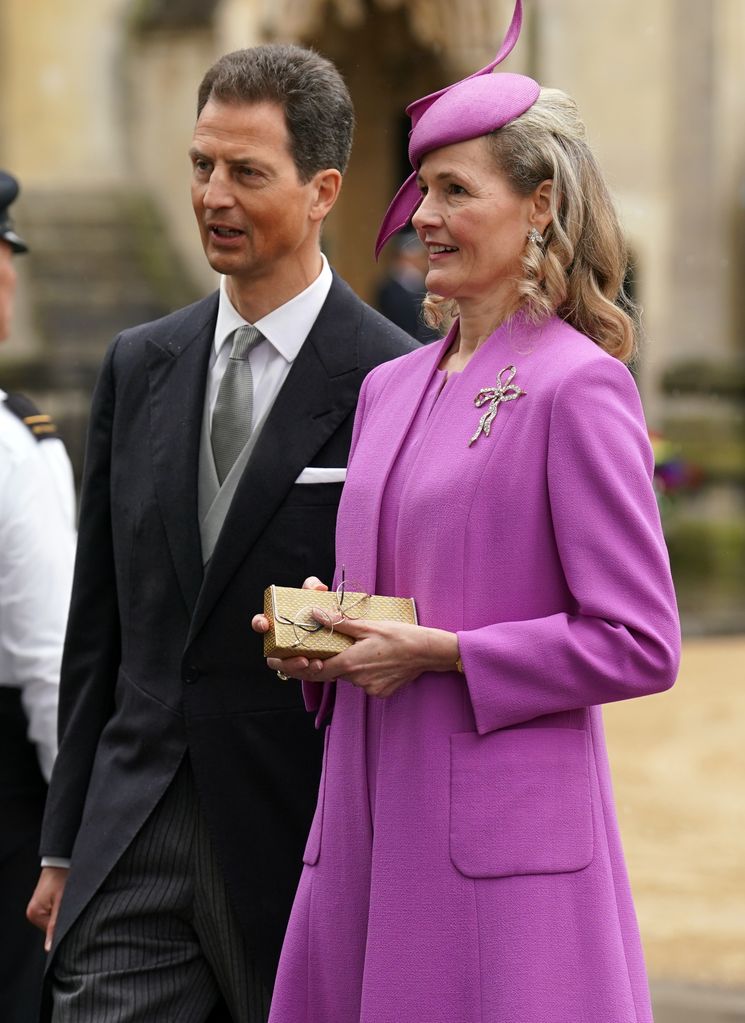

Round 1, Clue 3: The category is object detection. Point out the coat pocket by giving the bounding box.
[302,724,331,866]
[449,727,594,878]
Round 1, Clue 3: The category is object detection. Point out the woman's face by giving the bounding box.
[412,136,546,308]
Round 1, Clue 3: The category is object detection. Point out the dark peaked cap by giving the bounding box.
[0,170,29,254]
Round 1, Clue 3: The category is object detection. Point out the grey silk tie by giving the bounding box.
[211,324,264,484]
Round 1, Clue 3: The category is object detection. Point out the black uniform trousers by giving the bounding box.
[0,687,48,1023]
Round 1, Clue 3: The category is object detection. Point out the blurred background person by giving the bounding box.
[374,229,440,342]
[0,169,76,1023]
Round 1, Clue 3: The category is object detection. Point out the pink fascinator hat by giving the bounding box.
[375,0,540,258]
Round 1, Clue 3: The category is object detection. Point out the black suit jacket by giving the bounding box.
[375,275,440,344]
[40,273,416,995]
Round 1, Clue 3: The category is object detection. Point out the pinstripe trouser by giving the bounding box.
[52,759,270,1023]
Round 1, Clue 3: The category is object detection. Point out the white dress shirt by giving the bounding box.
[0,390,76,782]
[206,254,333,431]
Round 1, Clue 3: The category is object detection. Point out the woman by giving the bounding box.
[255,6,680,1021]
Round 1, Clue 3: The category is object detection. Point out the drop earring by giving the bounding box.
[527,227,544,245]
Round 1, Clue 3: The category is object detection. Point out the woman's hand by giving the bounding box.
[268,615,460,700]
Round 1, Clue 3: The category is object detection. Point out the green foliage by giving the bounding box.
[665,519,745,630]
[658,359,745,486]
[665,519,745,586]
[660,416,745,485]
[662,359,745,399]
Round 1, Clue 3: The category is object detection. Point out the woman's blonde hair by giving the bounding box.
[423,88,638,363]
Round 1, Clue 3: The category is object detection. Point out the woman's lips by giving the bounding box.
[427,243,459,260]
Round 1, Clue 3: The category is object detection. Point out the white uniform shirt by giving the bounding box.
[0,390,76,781]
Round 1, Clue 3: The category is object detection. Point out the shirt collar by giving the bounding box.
[214,253,333,363]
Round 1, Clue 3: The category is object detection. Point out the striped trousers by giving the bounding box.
[52,760,270,1023]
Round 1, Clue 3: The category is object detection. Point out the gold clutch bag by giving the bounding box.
[263,584,418,660]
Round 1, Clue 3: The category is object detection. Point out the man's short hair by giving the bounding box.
[197,44,354,182]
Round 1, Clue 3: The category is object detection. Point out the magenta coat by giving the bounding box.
[268,314,680,1023]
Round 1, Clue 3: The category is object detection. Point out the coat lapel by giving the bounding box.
[312,325,450,727]
[188,276,366,642]
[146,293,218,615]
[342,328,453,595]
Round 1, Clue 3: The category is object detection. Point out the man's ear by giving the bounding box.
[309,169,342,222]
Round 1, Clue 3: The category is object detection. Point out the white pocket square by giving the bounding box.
[294,467,347,484]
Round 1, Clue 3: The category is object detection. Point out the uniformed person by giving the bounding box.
[0,169,76,1023]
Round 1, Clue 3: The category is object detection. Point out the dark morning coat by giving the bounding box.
[39,273,417,1001]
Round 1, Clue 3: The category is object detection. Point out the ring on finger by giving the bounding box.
[276,670,290,681]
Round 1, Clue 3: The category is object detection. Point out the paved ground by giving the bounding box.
[651,981,745,1022]
[603,636,745,1018]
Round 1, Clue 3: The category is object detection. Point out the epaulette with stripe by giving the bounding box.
[3,392,59,442]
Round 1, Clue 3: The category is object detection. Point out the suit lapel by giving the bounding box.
[146,293,218,615]
[188,276,365,641]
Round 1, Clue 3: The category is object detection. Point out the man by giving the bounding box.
[0,169,76,1022]
[27,45,416,1022]
[375,230,439,343]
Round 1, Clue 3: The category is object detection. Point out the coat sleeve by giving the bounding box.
[457,356,680,735]
[40,338,123,857]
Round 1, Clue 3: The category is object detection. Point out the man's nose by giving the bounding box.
[202,169,235,209]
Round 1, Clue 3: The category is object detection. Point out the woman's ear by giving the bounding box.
[530,178,553,234]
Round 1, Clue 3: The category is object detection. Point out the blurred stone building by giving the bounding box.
[1,2,745,1006]
[1,0,744,625]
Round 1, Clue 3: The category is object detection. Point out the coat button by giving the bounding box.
[183,665,200,684]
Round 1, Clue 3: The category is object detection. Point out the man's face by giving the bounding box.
[190,99,325,308]
[0,241,17,342]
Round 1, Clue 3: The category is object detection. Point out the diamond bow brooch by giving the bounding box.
[468,364,526,447]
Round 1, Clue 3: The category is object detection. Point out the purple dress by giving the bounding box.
[269,315,680,1023]
[366,368,451,810]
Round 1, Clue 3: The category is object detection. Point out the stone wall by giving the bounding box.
[1,0,744,476]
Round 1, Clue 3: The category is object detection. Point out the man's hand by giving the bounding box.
[27,866,69,951]
[251,576,328,637]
